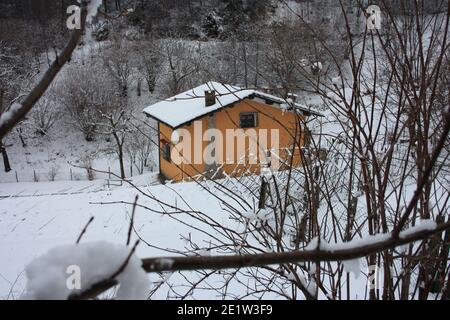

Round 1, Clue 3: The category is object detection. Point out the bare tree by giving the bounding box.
[126,121,156,175]
[59,62,112,142]
[30,90,59,136]
[98,108,131,179]
[161,38,203,96]
[138,40,162,94]
[103,38,132,97]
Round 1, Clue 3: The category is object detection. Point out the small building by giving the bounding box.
[143,82,322,182]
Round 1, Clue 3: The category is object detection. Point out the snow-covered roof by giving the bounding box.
[143,81,322,128]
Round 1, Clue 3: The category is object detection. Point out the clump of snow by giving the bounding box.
[332,76,341,86]
[197,249,212,257]
[242,208,272,224]
[312,62,323,70]
[303,220,439,255]
[155,258,175,269]
[81,0,103,23]
[399,219,437,238]
[22,241,150,300]
[305,237,320,250]
[0,102,21,129]
[342,259,361,278]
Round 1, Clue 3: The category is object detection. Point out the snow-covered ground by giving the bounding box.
[0,173,163,298]
[0,174,266,299]
[0,171,379,300]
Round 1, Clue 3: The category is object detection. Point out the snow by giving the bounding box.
[143,81,322,128]
[399,219,437,238]
[0,102,21,130]
[342,259,361,278]
[22,241,150,300]
[0,177,239,299]
[151,258,174,270]
[143,81,254,128]
[240,208,273,229]
[241,208,271,223]
[305,237,320,251]
[304,219,439,253]
[81,0,102,23]
[0,172,445,300]
[312,61,323,70]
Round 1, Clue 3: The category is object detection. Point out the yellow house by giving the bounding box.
[143,82,322,182]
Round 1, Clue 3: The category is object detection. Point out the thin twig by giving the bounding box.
[127,195,139,246]
[76,216,95,244]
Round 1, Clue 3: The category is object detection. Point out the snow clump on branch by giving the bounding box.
[22,241,150,300]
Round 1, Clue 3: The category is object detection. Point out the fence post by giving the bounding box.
[108,167,111,179]
[15,170,18,183]
[70,168,73,181]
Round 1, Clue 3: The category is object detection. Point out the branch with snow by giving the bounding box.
[0,0,103,140]
[140,219,447,273]
[22,241,150,300]
[22,220,449,300]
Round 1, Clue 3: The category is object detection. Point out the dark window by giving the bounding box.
[162,142,171,162]
[240,112,258,128]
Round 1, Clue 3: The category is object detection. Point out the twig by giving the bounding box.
[127,195,139,246]
[76,216,95,244]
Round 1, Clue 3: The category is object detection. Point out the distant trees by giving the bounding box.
[162,39,203,96]
[125,0,276,39]
[126,121,156,175]
[138,40,162,94]
[103,38,133,97]
[59,62,115,142]
[30,90,59,136]
[99,109,130,179]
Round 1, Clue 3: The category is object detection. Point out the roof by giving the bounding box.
[143,81,323,129]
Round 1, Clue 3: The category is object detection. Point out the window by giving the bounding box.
[240,112,258,128]
[162,142,171,162]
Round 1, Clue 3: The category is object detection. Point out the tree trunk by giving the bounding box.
[0,142,11,172]
[117,143,125,180]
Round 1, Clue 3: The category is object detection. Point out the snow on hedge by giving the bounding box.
[22,241,150,300]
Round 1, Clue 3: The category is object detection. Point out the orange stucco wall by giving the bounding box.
[158,98,305,182]
[159,120,207,181]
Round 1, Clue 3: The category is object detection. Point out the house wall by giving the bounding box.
[159,120,207,182]
[214,99,304,177]
[158,98,306,182]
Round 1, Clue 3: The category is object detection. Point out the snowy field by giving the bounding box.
[0,174,285,299]
[0,173,167,299]
[0,171,378,300]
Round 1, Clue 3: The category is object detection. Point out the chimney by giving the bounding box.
[205,90,216,107]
